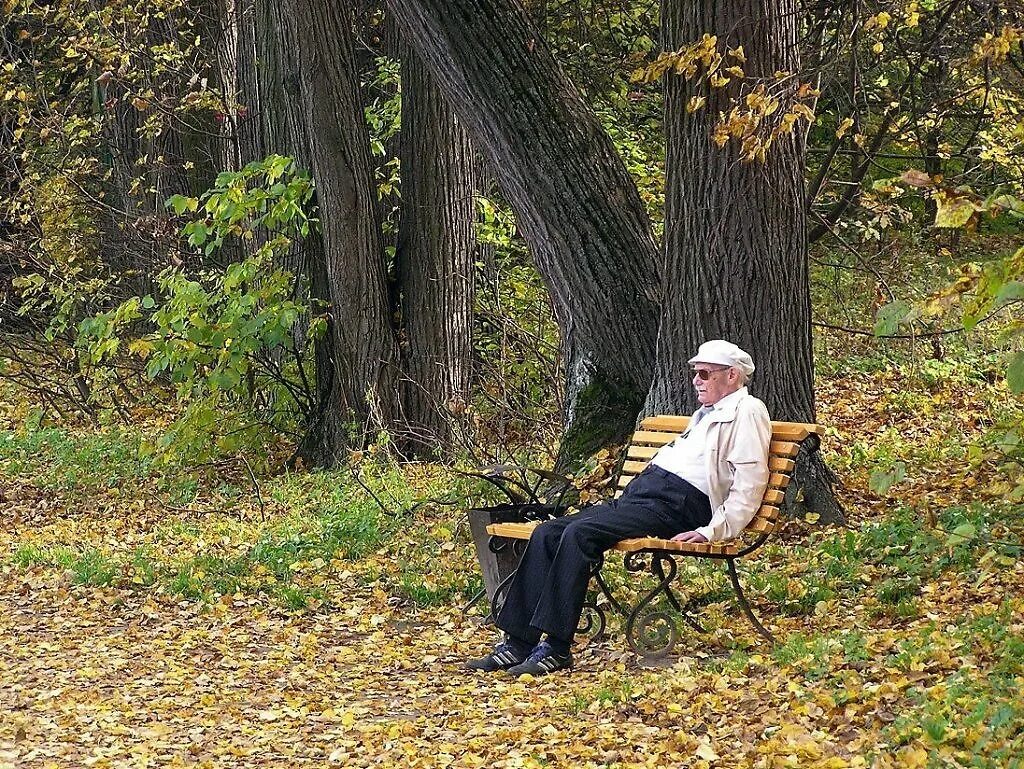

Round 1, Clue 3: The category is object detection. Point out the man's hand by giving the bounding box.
[671,530,708,543]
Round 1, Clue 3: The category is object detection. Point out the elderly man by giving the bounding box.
[466,340,771,676]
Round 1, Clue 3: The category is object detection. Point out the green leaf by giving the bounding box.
[874,300,911,336]
[946,522,976,547]
[166,194,198,215]
[995,281,1024,304]
[934,192,977,228]
[869,461,906,495]
[1006,352,1024,393]
[141,295,156,309]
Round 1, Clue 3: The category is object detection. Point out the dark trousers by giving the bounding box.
[496,465,713,644]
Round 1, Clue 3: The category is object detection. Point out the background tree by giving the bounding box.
[395,46,476,458]
[292,0,399,462]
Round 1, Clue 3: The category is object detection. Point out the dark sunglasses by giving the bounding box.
[692,366,731,380]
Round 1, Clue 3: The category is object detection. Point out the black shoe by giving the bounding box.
[464,641,529,672]
[506,641,573,676]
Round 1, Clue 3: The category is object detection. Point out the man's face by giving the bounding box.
[692,363,741,406]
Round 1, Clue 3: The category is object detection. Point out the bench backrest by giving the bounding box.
[616,415,822,539]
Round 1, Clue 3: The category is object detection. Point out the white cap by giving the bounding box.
[688,339,755,377]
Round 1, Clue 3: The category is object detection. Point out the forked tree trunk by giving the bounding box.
[656,0,842,523]
[385,0,662,471]
[396,46,475,458]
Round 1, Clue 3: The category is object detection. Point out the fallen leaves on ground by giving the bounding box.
[1,370,1022,768]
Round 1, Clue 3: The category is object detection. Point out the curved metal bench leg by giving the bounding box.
[489,567,518,621]
[622,552,684,656]
[726,558,775,644]
[651,554,704,633]
[577,598,608,641]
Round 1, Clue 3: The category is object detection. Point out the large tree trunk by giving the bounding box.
[656,0,842,523]
[215,0,382,466]
[257,0,339,465]
[294,0,398,460]
[395,46,475,458]
[385,0,661,471]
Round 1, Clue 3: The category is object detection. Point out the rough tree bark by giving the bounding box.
[395,46,475,458]
[385,0,662,471]
[214,0,393,466]
[655,0,843,523]
[256,0,339,465]
[293,0,399,459]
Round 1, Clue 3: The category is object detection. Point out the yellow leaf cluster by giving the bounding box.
[710,83,818,162]
[972,25,1022,64]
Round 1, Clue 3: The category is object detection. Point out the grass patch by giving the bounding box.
[0,427,150,493]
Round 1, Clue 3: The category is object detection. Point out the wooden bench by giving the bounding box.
[486,415,823,654]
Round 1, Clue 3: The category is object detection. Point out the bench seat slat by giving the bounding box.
[627,447,798,472]
[485,522,744,557]
[630,430,679,447]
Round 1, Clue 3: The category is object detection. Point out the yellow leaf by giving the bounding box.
[873,41,884,54]
[835,116,854,138]
[687,96,706,113]
[695,743,720,761]
[792,102,816,122]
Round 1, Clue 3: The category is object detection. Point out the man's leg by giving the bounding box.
[465,515,577,672]
[515,466,711,645]
[493,515,576,645]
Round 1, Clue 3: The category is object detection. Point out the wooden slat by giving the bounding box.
[629,433,809,458]
[770,440,799,457]
[630,430,678,447]
[627,445,660,460]
[770,456,796,472]
[611,536,740,556]
[763,488,784,504]
[629,453,793,471]
[486,521,540,540]
[639,415,691,432]
[620,463,787,489]
[622,459,649,475]
[641,416,820,442]
[744,518,776,533]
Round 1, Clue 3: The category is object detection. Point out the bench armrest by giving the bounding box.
[460,464,574,509]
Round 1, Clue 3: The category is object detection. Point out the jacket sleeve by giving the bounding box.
[695,399,772,542]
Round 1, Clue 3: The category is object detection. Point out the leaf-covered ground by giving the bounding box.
[2,358,1023,768]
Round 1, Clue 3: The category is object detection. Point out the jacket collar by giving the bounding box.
[696,386,749,424]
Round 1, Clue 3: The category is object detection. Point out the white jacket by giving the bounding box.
[693,387,772,542]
